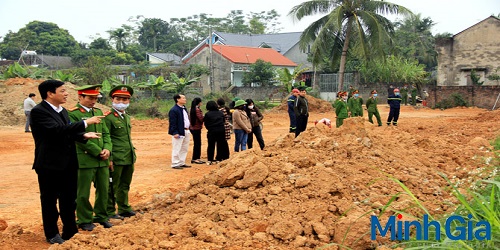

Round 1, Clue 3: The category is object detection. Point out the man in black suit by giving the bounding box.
[30,80,103,244]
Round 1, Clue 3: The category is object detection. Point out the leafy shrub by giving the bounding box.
[435,93,469,109]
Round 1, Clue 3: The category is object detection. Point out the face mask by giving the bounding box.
[373,94,378,97]
[248,105,254,109]
[113,102,129,111]
[395,92,400,96]
[354,94,359,97]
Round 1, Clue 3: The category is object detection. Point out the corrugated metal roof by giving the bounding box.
[213,31,302,54]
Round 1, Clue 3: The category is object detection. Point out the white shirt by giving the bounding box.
[24,97,36,111]
[180,105,190,129]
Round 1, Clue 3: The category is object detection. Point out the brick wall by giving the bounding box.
[427,85,500,109]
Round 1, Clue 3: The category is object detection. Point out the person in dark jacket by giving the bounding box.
[294,87,309,137]
[245,99,265,150]
[387,88,402,126]
[189,97,204,164]
[216,98,231,161]
[287,89,299,133]
[30,80,102,244]
[168,94,191,169]
[204,100,229,164]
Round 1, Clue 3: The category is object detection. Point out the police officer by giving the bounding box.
[68,85,113,231]
[103,85,137,219]
[335,91,349,128]
[287,89,299,133]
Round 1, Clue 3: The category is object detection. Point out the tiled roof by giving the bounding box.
[211,45,297,67]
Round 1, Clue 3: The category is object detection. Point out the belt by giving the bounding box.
[184,128,189,130]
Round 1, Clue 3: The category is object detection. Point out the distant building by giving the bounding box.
[146,53,182,66]
[436,16,500,86]
[184,44,297,94]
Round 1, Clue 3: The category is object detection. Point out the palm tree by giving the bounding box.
[289,0,413,90]
[108,28,129,52]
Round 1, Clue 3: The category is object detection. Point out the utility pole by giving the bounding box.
[208,26,214,93]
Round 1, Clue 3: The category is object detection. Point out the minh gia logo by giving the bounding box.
[371,214,492,241]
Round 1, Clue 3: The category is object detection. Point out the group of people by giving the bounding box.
[167,95,266,170]
[30,81,137,244]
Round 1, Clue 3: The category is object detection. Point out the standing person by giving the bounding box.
[68,85,113,231]
[294,86,309,137]
[411,85,418,106]
[216,98,231,161]
[24,93,37,132]
[245,99,265,150]
[387,88,402,126]
[189,97,204,164]
[335,92,349,128]
[232,99,251,152]
[347,90,363,117]
[366,90,382,126]
[387,84,395,96]
[168,94,191,169]
[401,85,409,106]
[103,85,137,220]
[31,80,102,244]
[204,100,229,164]
[347,86,355,99]
[287,89,299,133]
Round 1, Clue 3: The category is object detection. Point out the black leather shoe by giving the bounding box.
[109,214,124,220]
[182,164,192,168]
[78,223,95,231]
[171,166,183,169]
[47,234,65,244]
[119,210,136,217]
[99,221,113,228]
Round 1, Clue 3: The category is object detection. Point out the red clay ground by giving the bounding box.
[0,78,498,249]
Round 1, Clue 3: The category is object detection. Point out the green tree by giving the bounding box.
[289,0,412,90]
[108,27,129,52]
[78,56,117,85]
[242,59,276,87]
[0,21,79,59]
[393,14,437,70]
[165,72,200,93]
[89,38,112,50]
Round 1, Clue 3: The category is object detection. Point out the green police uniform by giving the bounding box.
[104,85,136,217]
[69,86,112,225]
[347,96,363,117]
[366,96,382,126]
[401,87,408,105]
[411,88,418,106]
[335,98,348,128]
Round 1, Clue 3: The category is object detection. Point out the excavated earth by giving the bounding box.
[0,78,498,249]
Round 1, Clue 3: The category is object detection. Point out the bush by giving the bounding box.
[435,93,469,109]
[127,97,174,119]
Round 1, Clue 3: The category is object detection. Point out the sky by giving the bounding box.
[0,0,498,45]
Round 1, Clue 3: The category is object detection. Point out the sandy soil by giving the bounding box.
[0,78,498,249]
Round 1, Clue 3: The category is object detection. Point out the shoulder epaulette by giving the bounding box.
[68,107,79,111]
[104,111,112,116]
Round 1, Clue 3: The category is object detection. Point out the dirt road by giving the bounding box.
[0,105,498,249]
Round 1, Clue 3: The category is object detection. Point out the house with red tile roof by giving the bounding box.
[184,44,297,94]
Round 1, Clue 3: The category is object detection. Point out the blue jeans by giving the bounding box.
[234,129,248,152]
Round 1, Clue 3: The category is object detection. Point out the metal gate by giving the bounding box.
[319,73,354,93]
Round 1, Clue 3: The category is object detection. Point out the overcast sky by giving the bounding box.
[0,0,498,44]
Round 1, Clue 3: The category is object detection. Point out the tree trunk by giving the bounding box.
[338,21,352,91]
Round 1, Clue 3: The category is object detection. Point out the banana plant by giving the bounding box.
[276,64,309,92]
[135,75,170,99]
[164,72,200,94]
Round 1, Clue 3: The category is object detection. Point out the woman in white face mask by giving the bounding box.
[244,99,265,150]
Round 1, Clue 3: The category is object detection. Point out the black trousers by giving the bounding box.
[208,130,229,161]
[387,108,400,124]
[36,167,78,240]
[247,126,265,150]
[190,129,202,160]
[295,114,308,137]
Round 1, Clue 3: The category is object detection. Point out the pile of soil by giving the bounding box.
[47,115,497,249]
[271,95,334,113]
[0,78,108,126]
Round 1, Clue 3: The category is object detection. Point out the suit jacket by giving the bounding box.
[68,103,112,168]
[30,101,86,171]
[103,109,136,165]
[168,104,188,136]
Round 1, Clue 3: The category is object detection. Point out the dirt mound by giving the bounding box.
[47,117,495,249]
[271,95,334,113]
[0,78,109,126]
